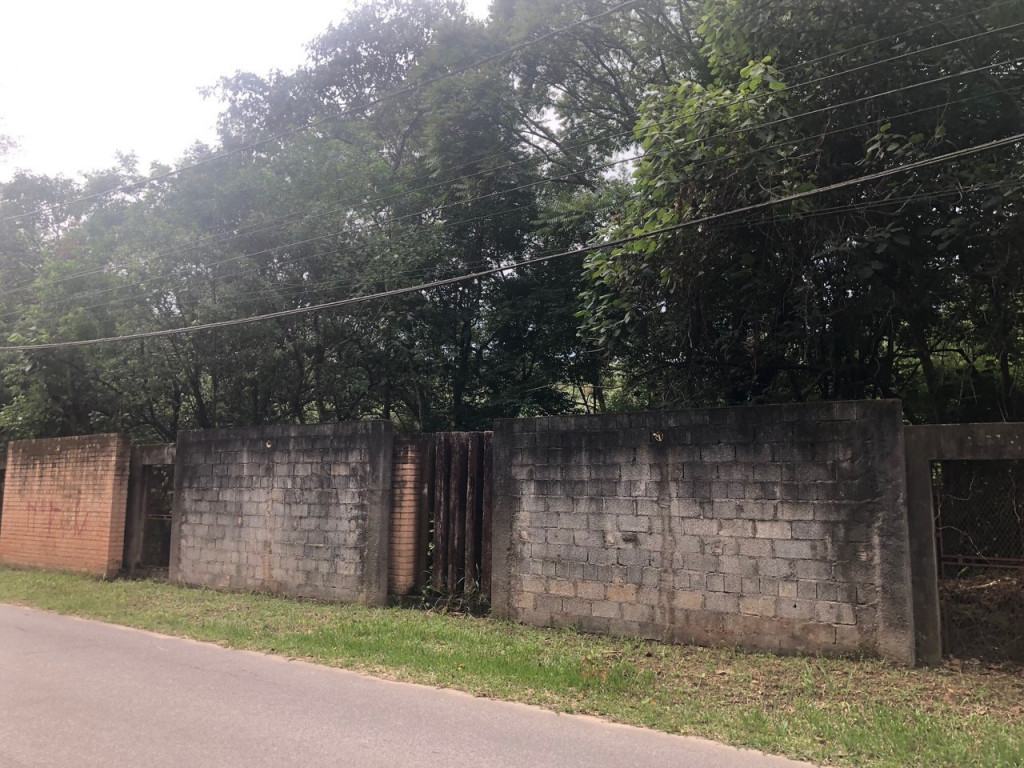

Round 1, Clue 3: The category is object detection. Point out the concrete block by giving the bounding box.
[720,561,761,577]
[773,539,819,560]
[561,597,594,616]
[705,593,739,613]
[677,518,717,537]
[738,538,772,557]
[755,520,792,539]
[534,594,564,615]
[752,464,783,482]
[640,567,660,587]
[491,402,914,664]
[702,537,740,557]
[546,578,575,598]
[739,596,776,617]
[590,600,622,619]
[606,583,638,602]
[616,549,650,567]
[717,463,751,481]
[794,560,833,581]
[546,528,574,546]
[815,601,857,625]
[797,580,817,600]
[671,591,705,610]
[615,515,652,534]
[673,535,702,554]
[718,519,754,537]
[722,574,743,593]
[576,581,606,600]
[776,598,815,621]
[683,463,718,481]
[791,521,831,540]
[835,625,869,649]
[621,603,655,623]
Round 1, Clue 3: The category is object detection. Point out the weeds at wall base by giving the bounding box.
[391,581,491,617]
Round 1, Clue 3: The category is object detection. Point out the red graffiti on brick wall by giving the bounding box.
[28,502,92,537]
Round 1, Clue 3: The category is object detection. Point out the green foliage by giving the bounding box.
[1,0,645,438]
[1,0,1021,441]
[581,0,1024,420]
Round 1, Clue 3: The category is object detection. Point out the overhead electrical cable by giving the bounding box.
[1,131,1019,353]
[4,59,1016,322]
[2,5,1017,306]
[1,0,1017,258]
[4,72,1019,324]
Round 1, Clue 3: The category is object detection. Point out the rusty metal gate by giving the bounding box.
[123,444,176,577]
[421,432,493,597]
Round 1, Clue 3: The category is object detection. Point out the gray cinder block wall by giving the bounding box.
[170,421,393,605]
[490,401,915,664]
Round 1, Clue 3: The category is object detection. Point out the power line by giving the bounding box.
[3,0,1018,279]
[2,131,1019,353]
[140,7,1018,256]
[5,56,1017,324]
[3,4,1017,304]
[42,181,1021,415]
[3,71,1019,326]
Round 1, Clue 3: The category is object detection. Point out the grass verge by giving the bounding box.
[0,567,1021,768]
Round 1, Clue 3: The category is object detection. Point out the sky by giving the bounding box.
[0,0,489,181]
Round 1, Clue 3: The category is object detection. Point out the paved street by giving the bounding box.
[0,604,814,767]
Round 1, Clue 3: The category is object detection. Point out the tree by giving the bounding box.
[581,0,1024,422]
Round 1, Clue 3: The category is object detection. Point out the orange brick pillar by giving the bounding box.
[0,434,131,578]
[389,436,425,596]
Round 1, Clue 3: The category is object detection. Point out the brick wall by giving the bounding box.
[0,446,6,530]
[490,401,915,664]
[389,436,425,596]
[0,434,131,577]
[170,421,393,605]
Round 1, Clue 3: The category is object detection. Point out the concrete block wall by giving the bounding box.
[491,401,915,664]
[171,421,393,605]
[389,436,425,595]
[0,434,131,577]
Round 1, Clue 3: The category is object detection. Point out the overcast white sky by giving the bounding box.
[0,0,489,181]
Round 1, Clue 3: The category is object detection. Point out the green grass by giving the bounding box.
[1,567,1021,767]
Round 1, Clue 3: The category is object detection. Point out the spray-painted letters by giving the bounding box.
[28,502,91,537]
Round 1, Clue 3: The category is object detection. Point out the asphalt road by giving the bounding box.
[0,604,815,768]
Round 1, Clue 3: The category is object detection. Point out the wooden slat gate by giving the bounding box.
[420,431,493,597]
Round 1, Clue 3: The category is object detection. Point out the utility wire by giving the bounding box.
[2,132,1019,353]
[1,0,1018,265]
[213,172,1024,407]
[4,3,1018,312]
[4,72,1019,325]
[8,175,1019,368]
[5,56,1015,322]
[5,52,1017,324]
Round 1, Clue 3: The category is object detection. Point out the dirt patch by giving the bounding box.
[940,572,1024,665]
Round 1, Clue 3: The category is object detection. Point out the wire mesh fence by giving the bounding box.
[932,460,1024,577]
[933,460,1024,663]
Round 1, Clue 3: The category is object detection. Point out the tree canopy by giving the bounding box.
[0,0,1021,443]
[581,0,1024,422]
